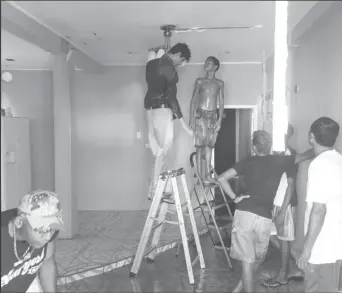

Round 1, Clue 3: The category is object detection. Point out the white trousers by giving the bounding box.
[146,108,174,197]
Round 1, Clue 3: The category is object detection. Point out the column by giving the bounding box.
[53,54,76,239]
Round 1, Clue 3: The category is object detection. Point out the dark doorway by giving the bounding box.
[214,109,236,175]
[214,109,236,216]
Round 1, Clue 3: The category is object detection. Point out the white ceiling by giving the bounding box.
[1,30,53,70]
[6,1,276,67]
[1,1,319,69]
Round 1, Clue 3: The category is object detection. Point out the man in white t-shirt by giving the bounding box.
[297,117,342,293]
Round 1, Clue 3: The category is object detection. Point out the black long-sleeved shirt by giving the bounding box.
[144,54,183,119]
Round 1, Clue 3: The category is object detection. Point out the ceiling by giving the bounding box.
[1,1,320,69]
[1,29,53,70]
[3,1,277,68]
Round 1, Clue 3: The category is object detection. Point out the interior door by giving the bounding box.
[214,109,236,216]
[237,109,252,161]
[214,109,236,174]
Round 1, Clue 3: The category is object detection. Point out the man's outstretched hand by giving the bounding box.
[234,194,250,203]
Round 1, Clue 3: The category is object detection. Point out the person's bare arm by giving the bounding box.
[189,78,201,128]
[218,168,250,203]
[275,177,295,230]
[295,148,315,164]
[218,168,237,199]
[215,81,224,132]
[279,177,295,213]
[304,203,326,253]
[39,241,57,292]
[297,203,326,271]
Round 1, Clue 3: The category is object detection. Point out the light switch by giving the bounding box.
[6,151,17,164]
[136,132,142,139]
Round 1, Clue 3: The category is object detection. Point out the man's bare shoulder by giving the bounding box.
[215,79,224,86]
[195,77,205,84]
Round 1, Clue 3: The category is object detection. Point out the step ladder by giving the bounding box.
[130,168,205,284]
[190,152,233,268]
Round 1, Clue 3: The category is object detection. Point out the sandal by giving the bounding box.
[287,276,304,282]
[261,279,289,288]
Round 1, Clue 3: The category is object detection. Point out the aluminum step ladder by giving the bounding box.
[190,152,233,268]
[129,168,205,284]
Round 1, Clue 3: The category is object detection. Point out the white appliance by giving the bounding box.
[1,117,31,211]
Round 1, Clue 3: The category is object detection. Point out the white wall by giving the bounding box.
[262,3,342,252]
[291,2,342,153]
[1,70,55,191]
[73,64,262,210]
[291,2,342,251]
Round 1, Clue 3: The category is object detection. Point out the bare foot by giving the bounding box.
[202,177,212,185]
[207,176,218,184]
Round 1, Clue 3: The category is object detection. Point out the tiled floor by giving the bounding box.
[55,210,208,285]
[57,235,306,293]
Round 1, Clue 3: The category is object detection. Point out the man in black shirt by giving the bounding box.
[144,43,193,199]
[218,130,314,293]
[1,190,63,292]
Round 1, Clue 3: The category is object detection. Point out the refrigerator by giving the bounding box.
[1,117,31,211]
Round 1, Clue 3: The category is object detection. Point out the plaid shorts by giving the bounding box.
[230,209,273,263]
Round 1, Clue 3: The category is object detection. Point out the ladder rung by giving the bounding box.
[212,203,226,210]
[152,219,180,228]
[164,220,179,225]
[191,255,199,267]
[214,236,232,250]
[201,202,226,210]
[215,215,232,221]
[152,222,163,230]
[196,181,219,188]
[208,219,232,229]
[144,245,157,257]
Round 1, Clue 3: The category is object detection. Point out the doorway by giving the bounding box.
[213,106,256,215]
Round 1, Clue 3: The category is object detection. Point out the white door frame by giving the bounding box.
[212,105,257,169]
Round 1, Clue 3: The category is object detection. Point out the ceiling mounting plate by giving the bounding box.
[160,25,176,37]
[160,25,176,32]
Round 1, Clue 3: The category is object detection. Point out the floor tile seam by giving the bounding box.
[57,228,209,285]
[58,235,101,277]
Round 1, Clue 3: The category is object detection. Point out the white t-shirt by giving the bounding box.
[305,149,342,264]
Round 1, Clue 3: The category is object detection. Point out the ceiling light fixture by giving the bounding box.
[2,72,13,83]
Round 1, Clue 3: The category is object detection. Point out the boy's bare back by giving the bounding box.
[196,77,224,111]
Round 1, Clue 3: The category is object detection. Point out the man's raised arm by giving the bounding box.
[295,148,315,164]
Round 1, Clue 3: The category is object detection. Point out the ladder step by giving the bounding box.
[201,201,226,210]
[208,219,232,229]
[151,219,179,229]
[214,236,232,250]
[164,220,179,225]
[191,255,199,267]
[197,182,219,188]
[215,215,233,221]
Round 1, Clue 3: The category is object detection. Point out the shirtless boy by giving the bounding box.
[189,56,224,184]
